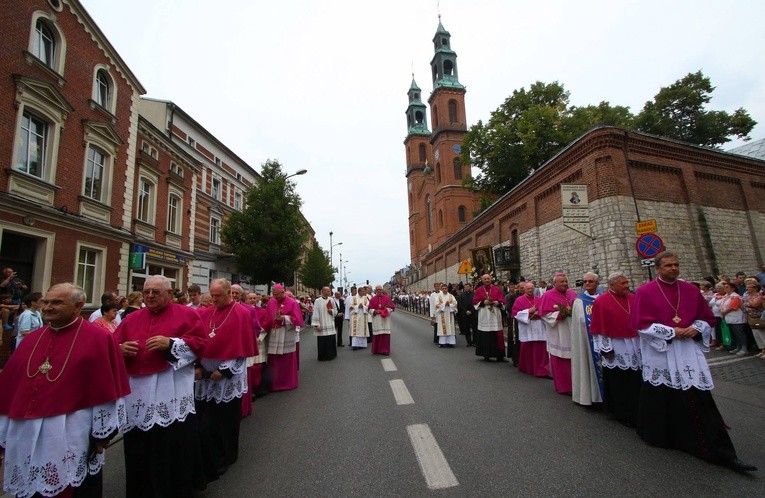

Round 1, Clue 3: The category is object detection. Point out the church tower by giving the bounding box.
[404,19,479,266]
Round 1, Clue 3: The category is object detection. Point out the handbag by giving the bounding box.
[720,320,731,347]
[748,314,765,330]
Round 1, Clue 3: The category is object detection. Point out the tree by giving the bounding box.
[461,81,634,196]
[220,160,307,292]
[298,242,334,290]
[635,71,756,147]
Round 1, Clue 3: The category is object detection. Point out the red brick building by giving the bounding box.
[405,21,481,265]
[0,0,145,307]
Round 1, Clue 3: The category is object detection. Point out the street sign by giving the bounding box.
[635,219,657,235]
[636,233,664,259]
[457,259,473,275]
[640,258,656,268]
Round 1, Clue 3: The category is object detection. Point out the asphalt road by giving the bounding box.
[101,311,764,496]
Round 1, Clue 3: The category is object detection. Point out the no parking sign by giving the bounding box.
[636,233,664,259]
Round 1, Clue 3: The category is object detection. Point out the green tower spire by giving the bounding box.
[405,77,430,137]
[430,21,464,90]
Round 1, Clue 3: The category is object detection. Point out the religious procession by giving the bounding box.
[0,267,400,497]
[395,252,765,474]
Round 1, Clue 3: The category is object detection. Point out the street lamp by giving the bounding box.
[285,169,308,179]
[329,232,342,288]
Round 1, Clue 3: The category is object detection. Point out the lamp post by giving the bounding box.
[285,168,308,179]
[329,232,342,289]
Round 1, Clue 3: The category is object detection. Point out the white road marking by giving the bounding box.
[389,379,414,405]
[407,424,459,490]
[382,358,397,371]
[707,356,757,367]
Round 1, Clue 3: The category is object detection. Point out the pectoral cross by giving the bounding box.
[683,365,695,379]
[39,357,52,374]
[209,327,216,338]
[672,315,681,324]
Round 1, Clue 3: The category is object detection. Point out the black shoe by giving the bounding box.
[497,358,509,363]
[338,344,344,347]
[439,345,444,348]
[727,458,757,472]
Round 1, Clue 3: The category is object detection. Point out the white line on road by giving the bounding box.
[389,379,414,405]
[707,356,757,367]
[407,424,459,490]
[382,358,397,371]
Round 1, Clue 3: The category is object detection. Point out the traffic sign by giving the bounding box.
[636,234,664,259]
[635,219,657,235]
[457,259,473,275]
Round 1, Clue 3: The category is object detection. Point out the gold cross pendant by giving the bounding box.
[39,357,53,374]
[672,315,681,324]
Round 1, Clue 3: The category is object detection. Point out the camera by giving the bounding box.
[575,279,584,287]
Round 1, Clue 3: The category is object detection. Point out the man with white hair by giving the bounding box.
[0,283,129,498]
[512,281,548,376]
[114,275,209,495]
[590,272,641,426]
[570,272,604,406]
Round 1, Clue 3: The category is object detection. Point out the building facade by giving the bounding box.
[0,0,145,308]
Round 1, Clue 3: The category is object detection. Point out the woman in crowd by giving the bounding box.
[719,281,748,356]
[742,280,764,358]
[121,291,143,319]
[93,301,120,332]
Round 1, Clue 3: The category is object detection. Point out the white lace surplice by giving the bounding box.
[1,399,125,498]
[514,309,546,342]
[593,335,642,371]
[194,357,248,403]
[123,338,197,432]
[268,316,298,354]
[638,320,713,390]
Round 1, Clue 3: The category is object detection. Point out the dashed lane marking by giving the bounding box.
[389,379,414,405]
[407,423,459,490]
[382,358,397,371]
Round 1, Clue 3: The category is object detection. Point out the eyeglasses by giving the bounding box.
[142,289,165,295]
[583,280,597,283]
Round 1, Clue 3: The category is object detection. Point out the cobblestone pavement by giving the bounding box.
[706,349,765,390]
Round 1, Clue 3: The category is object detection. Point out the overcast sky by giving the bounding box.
[81,0,765,288]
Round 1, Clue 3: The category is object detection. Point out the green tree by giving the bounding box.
[298,243,334,290]
[461,81,633,196]
[635,71,756,147]
[221,160,307,292]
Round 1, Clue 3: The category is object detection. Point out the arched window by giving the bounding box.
[432,105,439,127]
[33,19,56,68]
[458,206,466,223]
[453,158,462,180]
[511,229,519,246]
[448,100,458,123]
[95,69,112,109]
[418,143,426,162]
[436,163,441,184]
[415,110,424,124]
[438,209,444,228]
[426,196,433,233]
[444,60,454,76]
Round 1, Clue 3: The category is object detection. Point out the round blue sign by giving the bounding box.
[635,234,664,258]
[452,144,462,154]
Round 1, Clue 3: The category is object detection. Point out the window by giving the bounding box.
[418,143,426,162]
[95,69,112,109]
[210,216,221,244]
[215,157,221,166]
[234,190,243,210]
[33,19,55,68]
[436,163,441,184]
[438,209,444,228]
[169,161,184,177]
[211,177,221,200]
[76,247,97,300]
[453,158,462,180]
[83,146,106,200]
[167,194,181,234]
[16,111,48,177]
[448,100,458,122]
[458,205,466,223]
[188,136,196,147]
[433,105,439,127]
[137,178,154,223]
[426,196,433,233]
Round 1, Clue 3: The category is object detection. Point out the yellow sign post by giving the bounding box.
[635,219,657,235]
[457,259,474,275]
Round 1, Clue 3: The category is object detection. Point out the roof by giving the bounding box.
[727,138,765,160]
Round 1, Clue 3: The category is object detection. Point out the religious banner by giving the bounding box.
[561,184,590,236]
[470,246,494,277]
